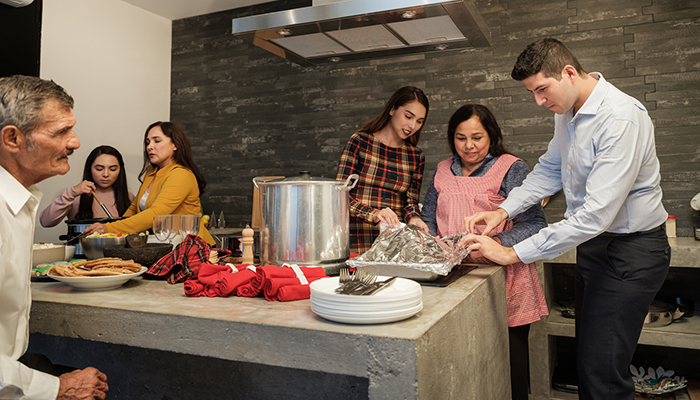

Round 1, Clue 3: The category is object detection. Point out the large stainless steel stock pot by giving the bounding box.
[253,172,359,266]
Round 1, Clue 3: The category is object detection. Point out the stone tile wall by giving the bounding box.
[171,0,700,236]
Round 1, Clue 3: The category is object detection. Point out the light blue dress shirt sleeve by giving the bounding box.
[502,74,667,263]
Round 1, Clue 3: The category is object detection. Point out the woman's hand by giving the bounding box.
[73,180,96,195]
[372,207,401,227]
[82,223,107,235]
[463,208,509,236]
[408,217,429,233]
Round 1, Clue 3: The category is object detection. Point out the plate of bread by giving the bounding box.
[47,257,146,291]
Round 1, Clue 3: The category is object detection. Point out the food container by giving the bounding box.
[60,217,123,257]
[32,244,66,267]
[80,236,127,259]
[64,245,76,261]
[253,172,358,266]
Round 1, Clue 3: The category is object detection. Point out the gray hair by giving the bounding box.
[0,75,74,136]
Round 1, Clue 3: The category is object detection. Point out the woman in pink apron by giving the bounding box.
[422,104,548,400]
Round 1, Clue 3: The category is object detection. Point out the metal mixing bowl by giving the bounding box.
[80,236,127,259]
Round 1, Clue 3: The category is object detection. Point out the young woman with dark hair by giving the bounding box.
[40,145,134,226]
[336,86,430,253]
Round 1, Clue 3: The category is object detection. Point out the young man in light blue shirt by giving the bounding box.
[462,38,670,400]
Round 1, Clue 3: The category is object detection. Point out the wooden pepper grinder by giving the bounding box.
[241,224,255,265]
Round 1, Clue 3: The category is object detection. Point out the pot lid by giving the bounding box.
[259,171,343,185]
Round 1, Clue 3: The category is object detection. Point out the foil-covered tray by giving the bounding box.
[346,223,470,281]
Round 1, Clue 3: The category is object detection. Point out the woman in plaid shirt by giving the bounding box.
[336,86,430,253]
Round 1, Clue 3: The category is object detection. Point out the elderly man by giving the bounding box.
[463,39,670,400]
[0,75,108,399]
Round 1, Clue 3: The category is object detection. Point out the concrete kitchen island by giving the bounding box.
[29,265,509,399]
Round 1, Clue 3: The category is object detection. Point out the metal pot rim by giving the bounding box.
[66,217,124,225]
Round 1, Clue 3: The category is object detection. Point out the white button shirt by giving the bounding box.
[500,73,667,263]
[0,165,60,399]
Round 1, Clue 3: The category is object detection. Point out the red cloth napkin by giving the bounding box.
[254,264,327,301]
[214,268,256,297]
[185,263,328,301]
[252,264,326,292]
[184,264,256,297]
[236,282,257,297]
[147,234,231,284]
[263,275,326,301]
[184,280,206,297]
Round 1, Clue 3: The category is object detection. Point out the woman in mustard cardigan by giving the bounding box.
[84,121,214,245]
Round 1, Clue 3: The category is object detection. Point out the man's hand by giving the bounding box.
[460,234,521,266]
[57,367,108,400]
[408,217,429,233]
[464,237,501,264]
[463,208,509,236]
[372,207,401,227]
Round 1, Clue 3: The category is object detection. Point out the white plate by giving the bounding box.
[48,267,147,291]
[310,276,422,303]
[311,302,423,324]
[311,295,422,312]
[311,301,423,318]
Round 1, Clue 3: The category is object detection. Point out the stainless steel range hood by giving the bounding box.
[232,0,491,66]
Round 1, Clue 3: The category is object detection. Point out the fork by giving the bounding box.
[347,273,377,295]
[339,267,351,283]
[336,268,363,293]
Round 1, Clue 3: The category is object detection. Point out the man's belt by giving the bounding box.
[600,224,665,237]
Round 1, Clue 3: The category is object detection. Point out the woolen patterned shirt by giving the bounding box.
[336,131,425,253]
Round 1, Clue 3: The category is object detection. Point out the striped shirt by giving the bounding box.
[336,131,425,253]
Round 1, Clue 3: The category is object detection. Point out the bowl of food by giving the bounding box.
[103,243,173,267]
[32,243,66,267]
[80,233,127,259]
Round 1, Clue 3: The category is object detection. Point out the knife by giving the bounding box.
[361,276,397,296]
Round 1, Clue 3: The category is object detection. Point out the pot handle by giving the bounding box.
[252,177,266,190]
[337,174,359,191]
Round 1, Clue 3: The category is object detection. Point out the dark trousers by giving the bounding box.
[19,353,75,377]
[509,324,530,400]
[575,228,670,400]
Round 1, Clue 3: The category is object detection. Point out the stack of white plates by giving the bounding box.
[309,276,423,324]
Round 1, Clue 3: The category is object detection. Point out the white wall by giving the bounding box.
[37,0,172,243]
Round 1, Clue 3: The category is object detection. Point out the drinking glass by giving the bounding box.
[179,215,201,238]
[165,215,181,243]
[153,215,170,242]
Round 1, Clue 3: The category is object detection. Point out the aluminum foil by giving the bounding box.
[346,223,470,276]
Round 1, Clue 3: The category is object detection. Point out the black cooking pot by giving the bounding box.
[60,217,124,256]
